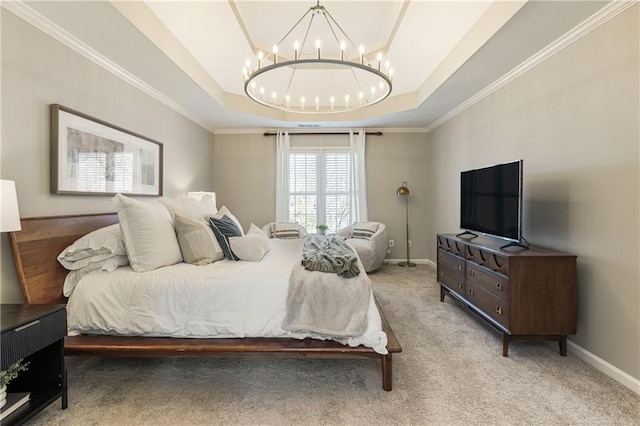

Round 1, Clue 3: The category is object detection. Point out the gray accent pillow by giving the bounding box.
[175,215,224,265]
[351,222,379,240]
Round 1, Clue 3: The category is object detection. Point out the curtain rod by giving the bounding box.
[263,131,383,137]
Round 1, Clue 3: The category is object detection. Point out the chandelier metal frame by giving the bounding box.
[242,1,393,114]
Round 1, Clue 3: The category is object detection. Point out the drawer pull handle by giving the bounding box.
[456,282,462,288]
[440,271,443,277]
[468,270,475,277]
[496,306,503,315]
[14,320,40,332]
[468,289,475,297]
[496,283,504,292]
[439,255,443,260]
[456,264,461,271]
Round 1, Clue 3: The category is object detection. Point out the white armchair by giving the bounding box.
[337,222,388,272]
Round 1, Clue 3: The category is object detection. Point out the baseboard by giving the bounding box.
[568,341,640,394]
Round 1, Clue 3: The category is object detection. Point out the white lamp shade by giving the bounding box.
[187,191,215,202]
[187,191,217,213]
[1,180,21,232]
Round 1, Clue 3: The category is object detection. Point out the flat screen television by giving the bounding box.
[460,160,524,245]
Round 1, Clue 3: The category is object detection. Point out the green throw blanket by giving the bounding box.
[301,235,360,278]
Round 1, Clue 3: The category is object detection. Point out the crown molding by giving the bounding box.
[213,127,429,135]
[425,0,638,133]
[1,1,216,133]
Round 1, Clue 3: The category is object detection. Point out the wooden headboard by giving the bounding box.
[9,213,119,304]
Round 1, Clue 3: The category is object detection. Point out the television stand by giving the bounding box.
[436,233,576,356]
[456,230,478,239]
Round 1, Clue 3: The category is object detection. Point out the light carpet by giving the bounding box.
[31,263,639,425]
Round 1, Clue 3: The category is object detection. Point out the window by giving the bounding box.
[288,149,353,233]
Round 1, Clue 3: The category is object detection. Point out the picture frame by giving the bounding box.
[51,104,163,196]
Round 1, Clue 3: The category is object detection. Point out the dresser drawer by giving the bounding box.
[438,265,466,296]
[465,283,509,329]
[1,308,67,367]
[467,264,509,300]
[438,249,465,273]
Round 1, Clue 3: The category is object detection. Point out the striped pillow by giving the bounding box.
[351,222,379,240]
[209,215,243,260]
[271,222,300,239]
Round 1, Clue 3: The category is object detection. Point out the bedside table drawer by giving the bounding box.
[1,308,66,367]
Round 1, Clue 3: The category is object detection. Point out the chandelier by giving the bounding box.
[242,1,393,114]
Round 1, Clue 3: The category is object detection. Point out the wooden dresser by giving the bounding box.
[436,233,577,356]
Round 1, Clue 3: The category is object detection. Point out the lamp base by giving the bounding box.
[398,261,416,268]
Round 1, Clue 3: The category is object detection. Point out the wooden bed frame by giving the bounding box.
[9,213,402,391]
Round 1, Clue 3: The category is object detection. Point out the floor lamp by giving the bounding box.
[396,181,416,267]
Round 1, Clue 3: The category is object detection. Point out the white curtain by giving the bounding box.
[350,129,367,222]
[275,131,290,222]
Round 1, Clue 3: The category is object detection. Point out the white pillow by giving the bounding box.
[157,197,210,223]
[62,255,129,296]
[57,224,126,269]
[201,194,217,215]
[229,223,271,262]
[113,193,183,272]
[187,192,217,214]
[217,206,244,236]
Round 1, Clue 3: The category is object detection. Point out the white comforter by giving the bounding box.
[67,239,388,354]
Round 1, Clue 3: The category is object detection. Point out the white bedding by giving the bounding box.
[67,238,388,354]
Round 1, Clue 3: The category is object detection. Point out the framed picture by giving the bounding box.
[51,104,163,196]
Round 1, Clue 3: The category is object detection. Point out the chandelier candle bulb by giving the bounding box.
[316,39,321,59]
[359,45,365,64]
[294,41,299,60]
[377,52,383,71]
[301,96,305,111]
[330,96,335,110]
[273,45,278,64]
[315,97,320,111]
[340,41,346,60]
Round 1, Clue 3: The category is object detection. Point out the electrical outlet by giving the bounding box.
[388,239,394,248]
[408,240,412,248]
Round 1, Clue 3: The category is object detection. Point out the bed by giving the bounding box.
[9,213,402,391]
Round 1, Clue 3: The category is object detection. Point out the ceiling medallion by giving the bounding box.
[242,1,393,114]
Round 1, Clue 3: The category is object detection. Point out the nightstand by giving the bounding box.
[1,304,67,425]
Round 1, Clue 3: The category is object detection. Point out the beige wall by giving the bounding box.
[426,6,639,380]
[213,132,430,260]
[0,11,215,302]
